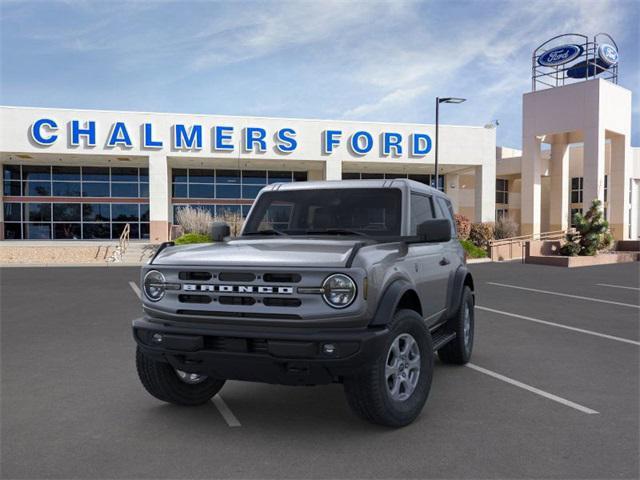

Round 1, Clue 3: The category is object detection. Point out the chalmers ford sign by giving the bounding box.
[28,118,434,157]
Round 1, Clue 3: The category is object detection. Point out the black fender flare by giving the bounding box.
[369,278,416,327]
[446,265,475,316]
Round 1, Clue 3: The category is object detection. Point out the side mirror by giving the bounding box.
[210,222,231,242]
[417,219,452,243]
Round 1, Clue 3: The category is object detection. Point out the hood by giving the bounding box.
[152,238,361,268]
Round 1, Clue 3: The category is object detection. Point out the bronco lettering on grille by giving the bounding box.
[182,284,294,294]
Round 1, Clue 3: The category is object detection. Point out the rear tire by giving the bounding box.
[136,347,225,406]
[438,286,474,365]
[343,309,434,427]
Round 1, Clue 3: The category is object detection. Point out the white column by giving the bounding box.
[148,153,170,243]
[474,162,495,223]
[609,134,631,240]
[521,135,542,236]
[324,159,342,180]
[549,134,570,232]
[446,173,460,212]
[582,126,605,211]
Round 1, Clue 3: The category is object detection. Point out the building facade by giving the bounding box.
[0,106,496,242]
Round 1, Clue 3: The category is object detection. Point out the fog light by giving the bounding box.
[323,343,336,355]
[152,333,163,344]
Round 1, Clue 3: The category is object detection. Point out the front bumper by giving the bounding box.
[132,316,390,385]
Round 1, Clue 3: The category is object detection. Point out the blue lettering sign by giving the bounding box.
[244,127,267,152]
[30,118,58,145]
[107,122,132,148]
[323,130,342,154]
[350,131,373,155]
[71,120,96,147]
[173,124,202,150]
[275,128,297,153]
[383,132,403,156]
[411,133,432,156]
[143,123,163,148]
[214,126,234,151]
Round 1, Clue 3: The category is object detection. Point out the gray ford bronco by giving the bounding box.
[133,179,475,427]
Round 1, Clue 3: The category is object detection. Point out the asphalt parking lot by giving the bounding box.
[1,262,638,479]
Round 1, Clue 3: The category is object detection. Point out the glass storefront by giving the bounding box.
[172,168,307,220]
[3,164,149,239]
[342,172,445,191]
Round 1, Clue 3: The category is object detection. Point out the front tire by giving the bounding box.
[136,347,225,406]
[438,286,474,365]
[343,309,434,427]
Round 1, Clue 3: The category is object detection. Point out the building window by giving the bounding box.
[2,164,150,240]
[496,208,509,220]
[496,179,508,204]
[171,168,306,201]
[341,172,445,191]
[2,165,149,199]
[571,177,583,203]
[604,175,608,203]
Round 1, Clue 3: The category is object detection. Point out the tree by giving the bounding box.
[560,199,613,256]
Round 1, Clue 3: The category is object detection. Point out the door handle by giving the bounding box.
[439,257,450,266]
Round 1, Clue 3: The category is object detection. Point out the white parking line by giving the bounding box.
[596,283,640,291]
[466,363,599,415]
[129,281,141,299]
[487,282,640,309]
[477,305,640,346]
[212,395,241,427]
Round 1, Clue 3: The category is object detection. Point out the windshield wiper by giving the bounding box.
[243,229,287,236]
[304,228,368,237]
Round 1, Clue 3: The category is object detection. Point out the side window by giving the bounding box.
[435,197,457,238]
[409,193,434,234]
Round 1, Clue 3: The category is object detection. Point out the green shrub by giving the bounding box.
[469,222,495,249]
[454,213,471,240]
[174,233,212,245]
[560,199,613,256]
[460,239,487,259]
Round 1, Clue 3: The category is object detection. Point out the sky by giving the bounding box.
[1,0,638,148]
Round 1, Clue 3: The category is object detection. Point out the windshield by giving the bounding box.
[243,188,402,237]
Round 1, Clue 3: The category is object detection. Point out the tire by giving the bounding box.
[438,286,474,365]
[136,347,225,406]
[343,309,434,427]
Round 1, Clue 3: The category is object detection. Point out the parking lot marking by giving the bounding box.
[129,281,142,300]
[477,305,640,346]
[487,282,640,309]
[596,283,640,291]
[466,363,599,415]
[212,395,241,427]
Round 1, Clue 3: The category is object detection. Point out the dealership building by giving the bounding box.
[0,34,638,243]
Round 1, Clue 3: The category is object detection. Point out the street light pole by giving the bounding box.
[435,97,440,190]
[434,96,466,191]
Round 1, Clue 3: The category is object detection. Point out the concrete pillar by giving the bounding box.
[549,135,570,232]
[324,159,342,180]
[148,153,170,243]
[609,134,631,240]
[582,126,605,211]
[521,135,543,236]
[474,163,495,223]
[446,173,460,212]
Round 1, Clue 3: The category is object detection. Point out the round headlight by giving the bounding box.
[143,270,166,302]
[322,274,357,309]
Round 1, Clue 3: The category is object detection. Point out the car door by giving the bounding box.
[434,196,460,314]
[407,192,449,322]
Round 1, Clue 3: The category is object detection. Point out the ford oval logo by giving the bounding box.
[538,44,583,67]
[598,44,618,66]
